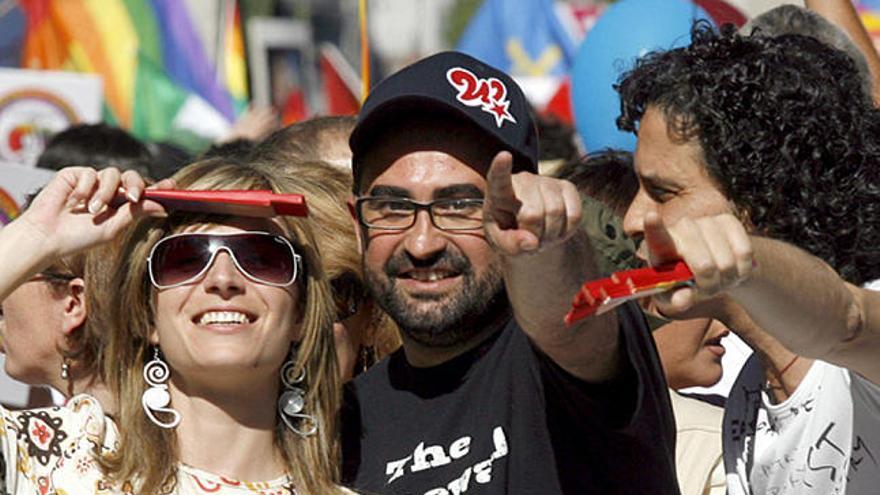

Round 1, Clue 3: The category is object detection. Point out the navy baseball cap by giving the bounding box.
[350,51,538,187]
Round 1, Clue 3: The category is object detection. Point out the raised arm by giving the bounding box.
[731,239,878,383]
[644,211,879,383]
[483,152,619,382]
[0,167,166,302]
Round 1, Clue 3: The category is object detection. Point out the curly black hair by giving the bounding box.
[615,22,880,285]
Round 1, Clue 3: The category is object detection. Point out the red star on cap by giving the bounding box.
[487,99,516,128]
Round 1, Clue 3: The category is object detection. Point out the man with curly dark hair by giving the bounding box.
[615,23,880,495]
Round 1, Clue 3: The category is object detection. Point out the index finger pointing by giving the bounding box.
[485,151,521,228]
[486,151,516,205]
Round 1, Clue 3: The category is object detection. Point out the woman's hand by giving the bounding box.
[16,166,173,259]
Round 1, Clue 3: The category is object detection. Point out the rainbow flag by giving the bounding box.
[220,0,249,114]
[0,188,21,225]
[150,0,235,121]
[11,0,243,151]
[19,0,66,70]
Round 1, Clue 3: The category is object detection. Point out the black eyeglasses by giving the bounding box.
[355,197,484,231]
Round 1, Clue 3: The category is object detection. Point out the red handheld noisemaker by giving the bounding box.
[142,190,308,217]
[565,261,694,326]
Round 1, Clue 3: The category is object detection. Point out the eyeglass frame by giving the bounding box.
[354,196,486,232]
[146,231,302,290]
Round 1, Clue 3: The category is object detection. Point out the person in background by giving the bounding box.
[0,237,112,407]
[200,138,257,161]
[144,141,192,181]
[2,125,166,410]
[750,0,880,105]
[36,123,156,179]
[253,116,356,171]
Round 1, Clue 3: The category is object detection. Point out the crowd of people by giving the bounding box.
[0,1,879,494]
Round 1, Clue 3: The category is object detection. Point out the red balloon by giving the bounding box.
[693,0,748,27]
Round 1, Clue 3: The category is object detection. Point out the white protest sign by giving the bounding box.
[0,68,102,166]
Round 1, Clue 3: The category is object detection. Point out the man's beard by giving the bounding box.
[365,248,508,348]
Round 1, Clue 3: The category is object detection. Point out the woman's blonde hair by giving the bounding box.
[253,159,400,368]
[100,158,342,494]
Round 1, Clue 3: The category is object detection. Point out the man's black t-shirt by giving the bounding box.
[341,302,678,494]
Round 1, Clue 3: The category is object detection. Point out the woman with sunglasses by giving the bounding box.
[0,161,348,494]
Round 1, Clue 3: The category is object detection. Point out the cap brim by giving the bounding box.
[350,95,537,186]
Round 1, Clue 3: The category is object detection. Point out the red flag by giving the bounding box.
[544,78,573,125]
[319,43,361,115]
[281,89,308,125]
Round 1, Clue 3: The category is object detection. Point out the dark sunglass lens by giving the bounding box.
[152,236,209,286]
[232,235,295,284]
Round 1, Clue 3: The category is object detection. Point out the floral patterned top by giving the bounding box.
[0,394,350,494]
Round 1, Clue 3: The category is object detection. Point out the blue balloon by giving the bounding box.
[859,0,880,11]
[571,0,712,152]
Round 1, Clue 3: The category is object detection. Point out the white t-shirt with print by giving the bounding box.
[724,358,880,495]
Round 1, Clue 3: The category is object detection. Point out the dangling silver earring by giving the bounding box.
[278,358,318,437]
[60,358,70,380]
[142,347,181,429]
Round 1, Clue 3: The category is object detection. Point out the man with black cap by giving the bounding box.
[341,51,678,494]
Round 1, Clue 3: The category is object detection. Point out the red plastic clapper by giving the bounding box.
[565,261,694,326]
[142,190,308,217]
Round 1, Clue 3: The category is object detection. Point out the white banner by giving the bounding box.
[0,68,102,167]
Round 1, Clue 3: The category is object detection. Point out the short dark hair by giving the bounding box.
[144,142,192,181]
[199,138,257,161]
[616,23,880,285]
[36,123,155,178]
[553,149,637,217]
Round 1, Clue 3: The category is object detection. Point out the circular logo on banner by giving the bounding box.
[0,187,21,226]
[0,89,79,165]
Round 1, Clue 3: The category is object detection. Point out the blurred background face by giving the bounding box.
[150,219,302,386]
[0,280,65,384]
[653,318,730,390]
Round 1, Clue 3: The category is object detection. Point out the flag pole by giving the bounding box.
[358,0,370,102]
